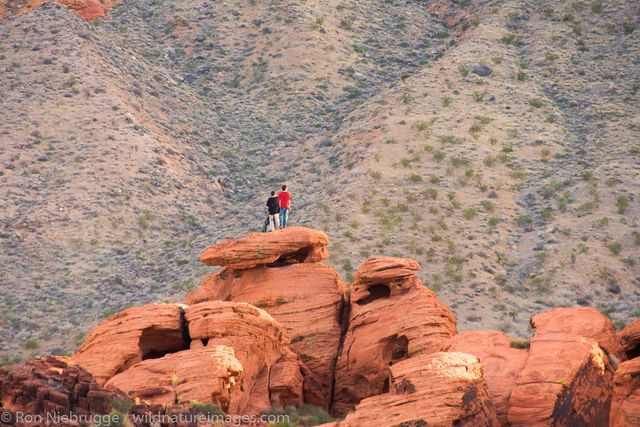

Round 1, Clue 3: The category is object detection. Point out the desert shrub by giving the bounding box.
[608,242,622,255]
[509,337,531,349]
[615,195,629,213]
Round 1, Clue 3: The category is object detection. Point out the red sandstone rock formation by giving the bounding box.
[184,301,303,414]
[199,226,329,270]
[105,345,242,410]
[72,303,188,386]
[619,318,640,360]
[0,356,115,417]
[531,307,625,361]
[328,352,499,426]
[5,229,635,425]
[186,262,345,409]
[332,257,457,415]
[507,333,613,426]
[442,330,528,425]
[17,0,122,21]
[610,357,640,426]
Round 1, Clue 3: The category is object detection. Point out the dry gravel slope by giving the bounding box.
[0,0,639,363]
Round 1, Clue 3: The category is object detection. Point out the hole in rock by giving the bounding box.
[202,338,209,347]
[266,246,311,267]
[382,335,409,365]
[629,345,640,360]
[355,284,391,305]
[139,324,190,360]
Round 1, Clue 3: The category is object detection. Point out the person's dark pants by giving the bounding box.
[279,207,289,227]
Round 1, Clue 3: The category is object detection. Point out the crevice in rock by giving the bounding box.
[202,338,209,347]
[627,344,640,361]
[355,284,391,305]
[266,246,311,267]
[328,289,351,415]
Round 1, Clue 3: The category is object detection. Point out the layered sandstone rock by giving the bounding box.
[186,262,345,409]
[0,356,116,416]
[610,357,640,426]
[507,333,613,426]
[199,226,329,270]
[72,303,188,386]
[531,307,625,361]
[18,0,122,21]
[619,319,640,360]
[330,352,499,426]
[184,301,303,414]
[332,257,457,415]
[442,330,528,424]
[105,345,242,410]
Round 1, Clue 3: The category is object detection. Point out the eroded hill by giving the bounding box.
[0,0,638,363]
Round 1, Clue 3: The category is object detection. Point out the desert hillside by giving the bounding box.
[0,0,638,365]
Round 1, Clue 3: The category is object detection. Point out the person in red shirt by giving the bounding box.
[278,184,292,228]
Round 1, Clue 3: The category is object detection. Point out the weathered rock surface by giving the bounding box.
[18,0,121,21]
[619,319,640,360]
[332,257,457,415]
[72,303,188,386]
[186,263,344,409]
[507,333,613,426]
[0,356,115,416]
[184,301,304,414]
[199,226,329,270]
[442,330,528,425]
[330,352,499,426]
[531,307,625,361]
[610,357,640,426]
[105,345,242,410]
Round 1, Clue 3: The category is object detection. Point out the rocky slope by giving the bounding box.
[2,228,639,426]
[0,0,638,377]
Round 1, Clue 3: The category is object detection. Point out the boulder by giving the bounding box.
[0,356,117,415]
[507,333,613,426]
[610,357,640,426]
[186,263,345,409]
[531,307,625,361]
[442,330,528,424]
[72,304,188,386]
[199,226,329,270]
[184,301,303,414]
[105,345,243,410]
[472,64,493,77]
[19,0,122,21]
[332,257,457,415]
[619,319,640,360]
[331,352,499,426]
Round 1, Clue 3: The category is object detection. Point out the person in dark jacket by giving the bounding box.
[266,191,280,232]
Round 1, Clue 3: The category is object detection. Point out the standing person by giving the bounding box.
[266,191,280,232]
[278,184,292,228]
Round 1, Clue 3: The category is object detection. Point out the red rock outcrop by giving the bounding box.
[17,0,122,21]
[530,307,625,361]
[619,319,640,360]
[199,226,329,270]
[105,345,242,410]
[328,352,499,426]
[0,356,115,417]
[332,257,457,415]
[184,301,304,414]
[186,262,345,409]
[507,333,613,426]
[72,303,188,386]
[610,357,640,426]
[442,330,528,425]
